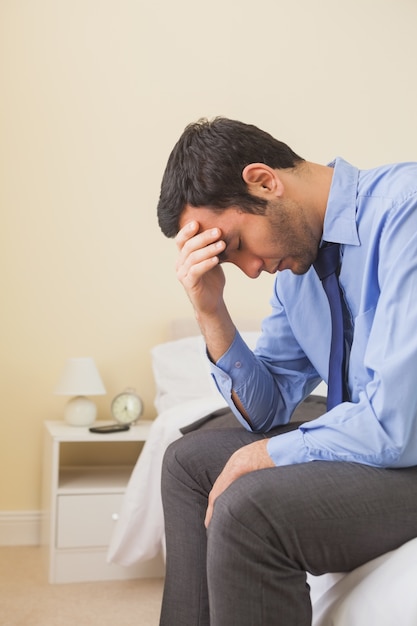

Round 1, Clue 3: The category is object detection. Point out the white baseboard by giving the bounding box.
[0,511,41,546]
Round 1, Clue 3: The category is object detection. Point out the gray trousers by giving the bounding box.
[159,417,417,626]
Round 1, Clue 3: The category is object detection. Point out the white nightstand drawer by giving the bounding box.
[57,493,123,548]
[43,421,156,582]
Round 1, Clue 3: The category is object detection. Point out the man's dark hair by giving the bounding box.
[157,117,304,237]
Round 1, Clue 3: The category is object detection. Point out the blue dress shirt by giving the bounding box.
[210,157,417,468]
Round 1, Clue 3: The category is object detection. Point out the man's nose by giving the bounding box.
[235,255,263,279]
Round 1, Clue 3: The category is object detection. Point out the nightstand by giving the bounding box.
[41,420,165,583]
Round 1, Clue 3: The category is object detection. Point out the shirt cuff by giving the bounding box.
[212,331,256,391]
[267,428,310,466]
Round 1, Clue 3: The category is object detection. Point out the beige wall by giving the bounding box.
[1,0,417,511]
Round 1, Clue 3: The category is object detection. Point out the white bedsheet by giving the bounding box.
[310,536,417,625]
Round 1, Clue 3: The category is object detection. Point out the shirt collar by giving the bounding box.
[322,157,360,247]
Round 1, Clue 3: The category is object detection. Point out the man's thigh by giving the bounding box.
[210,459,417,574]
[171,420,301,491]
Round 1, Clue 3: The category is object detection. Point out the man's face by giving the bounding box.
[179,198,319,278]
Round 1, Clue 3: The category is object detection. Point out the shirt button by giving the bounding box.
[234,361,242,369]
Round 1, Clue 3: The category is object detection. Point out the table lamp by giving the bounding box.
[54,357,106,426]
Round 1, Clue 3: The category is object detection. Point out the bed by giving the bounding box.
[108,321,417,625]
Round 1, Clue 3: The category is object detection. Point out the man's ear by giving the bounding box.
[242,163,284,198]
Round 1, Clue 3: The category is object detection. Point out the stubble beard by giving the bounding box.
[266,198,319,275]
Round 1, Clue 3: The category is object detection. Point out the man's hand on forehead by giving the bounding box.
[176,220,224,252]
[175,220,226,276]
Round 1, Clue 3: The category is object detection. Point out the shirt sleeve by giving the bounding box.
[209,294,322,433]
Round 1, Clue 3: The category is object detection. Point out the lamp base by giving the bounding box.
[64,396,97,427]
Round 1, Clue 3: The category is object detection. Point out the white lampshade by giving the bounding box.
[54,357,106,426]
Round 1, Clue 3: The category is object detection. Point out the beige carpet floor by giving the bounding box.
[0,546,164,626]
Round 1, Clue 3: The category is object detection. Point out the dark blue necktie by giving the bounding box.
[314,243,347,410]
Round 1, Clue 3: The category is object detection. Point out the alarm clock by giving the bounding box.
[111,388,144,425]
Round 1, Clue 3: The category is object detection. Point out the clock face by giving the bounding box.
[111,391,143,425]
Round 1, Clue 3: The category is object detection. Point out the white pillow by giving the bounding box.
[151,331,260,414]
[151,335,218,414]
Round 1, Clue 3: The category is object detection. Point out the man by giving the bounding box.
[156,117,417,625]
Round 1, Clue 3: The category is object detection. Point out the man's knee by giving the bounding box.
[209,472,276,542]
[163,431,208,473]
[163,429,245,499]
[162,435,194,486]
[208,469,294,555]
[162,431,218,496]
